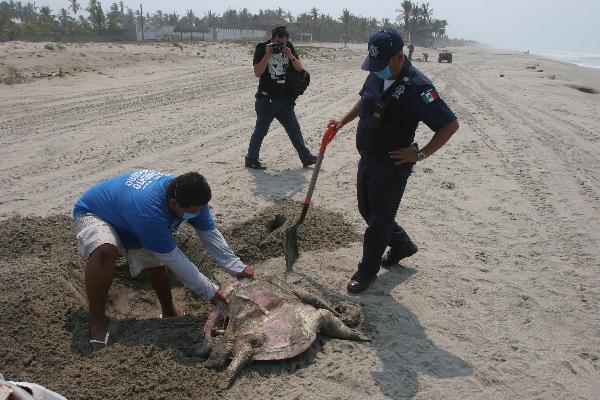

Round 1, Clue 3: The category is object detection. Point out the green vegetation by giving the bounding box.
[0,1,476,47]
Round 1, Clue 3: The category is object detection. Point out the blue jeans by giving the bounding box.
[357,158,414,278]
[246,98,313,163]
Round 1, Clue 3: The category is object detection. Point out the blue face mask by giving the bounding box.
[374,66,393,80]
[182,211,199,221]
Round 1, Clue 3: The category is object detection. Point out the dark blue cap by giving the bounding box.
[361,28,405,72]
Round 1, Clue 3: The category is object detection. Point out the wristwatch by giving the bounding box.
[417,150,427,162]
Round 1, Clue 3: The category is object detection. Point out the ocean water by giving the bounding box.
[539,50,600,70]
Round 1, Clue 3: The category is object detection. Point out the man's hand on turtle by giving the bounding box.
[238,266,255,279]
[210,290,228,305]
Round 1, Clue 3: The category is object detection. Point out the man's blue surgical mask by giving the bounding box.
[182,211,199,221]
[374,66,393,80]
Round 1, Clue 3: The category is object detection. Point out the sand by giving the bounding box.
[1,40,599,399]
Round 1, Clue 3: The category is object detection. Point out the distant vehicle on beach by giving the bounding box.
[438,50,453,63]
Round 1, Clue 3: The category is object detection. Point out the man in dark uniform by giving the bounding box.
[330,29,459,293]
[245,26,317,170]
[407,42,415,60]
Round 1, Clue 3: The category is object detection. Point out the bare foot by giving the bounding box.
[89,318,109,350]
[160,307,184,318]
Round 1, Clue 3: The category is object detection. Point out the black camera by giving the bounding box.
[370,97,390,131]
[270,42,283,54]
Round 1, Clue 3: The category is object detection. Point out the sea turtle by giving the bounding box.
[199,275,369,388]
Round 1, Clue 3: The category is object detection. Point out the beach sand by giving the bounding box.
[1,40,599,399]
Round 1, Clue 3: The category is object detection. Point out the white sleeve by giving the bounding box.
[195,228,247,276]
[9,381,68,400]
[152,247,218,299]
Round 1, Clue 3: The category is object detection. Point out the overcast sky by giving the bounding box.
[42,0,600,53]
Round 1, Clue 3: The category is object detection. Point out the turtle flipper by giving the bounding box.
[264,276,362,326]
[221,334,265,389]
[315,309,369,341]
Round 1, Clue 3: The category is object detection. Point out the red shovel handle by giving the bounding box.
[319,124,337,154]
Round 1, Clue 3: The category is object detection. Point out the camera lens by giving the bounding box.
[271,43,282,54]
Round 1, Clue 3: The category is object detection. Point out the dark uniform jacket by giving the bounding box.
[357,59,456,153]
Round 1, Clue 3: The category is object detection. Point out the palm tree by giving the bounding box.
[39,5,53,23]
[69,0,80,16]
[339,9,351,46]
[107,2,119,30]
[222,8,236,28]
[0,2,13,32]
[420,2,433,23]
[20,2,35,22]
[396,0,412,39]
[204,10,217,29]
[58,7,69,27]
[151,9,163,28]
[284,10,294,24]
[13,1,23,22]
[87,0,105,34]
[165,12,178,27]
[239,8,250,29]
[310,6,318,27]
[185,9,194,21]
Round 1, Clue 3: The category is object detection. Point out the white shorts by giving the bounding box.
[73,213,162,277]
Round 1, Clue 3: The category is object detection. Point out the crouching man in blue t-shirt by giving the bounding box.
[72,170,255,349]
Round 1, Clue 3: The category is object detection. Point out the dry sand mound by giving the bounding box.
[0,202,360,399]
[220,200,361,265]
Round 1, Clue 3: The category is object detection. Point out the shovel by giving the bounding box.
[284,124,338,272]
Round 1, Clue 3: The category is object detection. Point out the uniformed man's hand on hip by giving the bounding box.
[389,146,418,165]
[329,119,344,132]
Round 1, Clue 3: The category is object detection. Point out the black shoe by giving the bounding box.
[245,159,266,170]
[302,155,318,168]
[381,242,419,268]
[347,272,377,293]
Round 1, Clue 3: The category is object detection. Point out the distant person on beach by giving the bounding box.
[245,26,317,170]
[408,43,415,60]
[72,170,255,349]
[329,29,459,293]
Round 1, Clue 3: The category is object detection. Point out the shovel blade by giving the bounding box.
[284,225,300,272]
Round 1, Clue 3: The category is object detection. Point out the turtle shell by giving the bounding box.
[209,279,320,360]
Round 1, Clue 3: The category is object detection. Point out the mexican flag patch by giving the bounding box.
[421,88,440,104]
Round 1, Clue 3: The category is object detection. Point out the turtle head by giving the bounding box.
[334,302,363,328]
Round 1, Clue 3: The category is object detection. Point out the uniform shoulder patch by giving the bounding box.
[420,88,440,104]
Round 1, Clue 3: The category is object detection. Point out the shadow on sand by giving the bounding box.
[65,310,207,364]
[286,266,472,398]
[249,168,307,202]
[364,267,473,399]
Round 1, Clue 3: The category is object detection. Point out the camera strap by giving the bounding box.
[371,77,406,131]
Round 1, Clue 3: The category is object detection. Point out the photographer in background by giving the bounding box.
[245,26,317,170]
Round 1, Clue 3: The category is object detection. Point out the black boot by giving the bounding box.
[347,271,377,293]
[302,155,318,168]
[245,158,266,170]
[381,242,418,268]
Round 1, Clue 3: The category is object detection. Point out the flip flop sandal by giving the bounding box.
[89,331,110,346]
